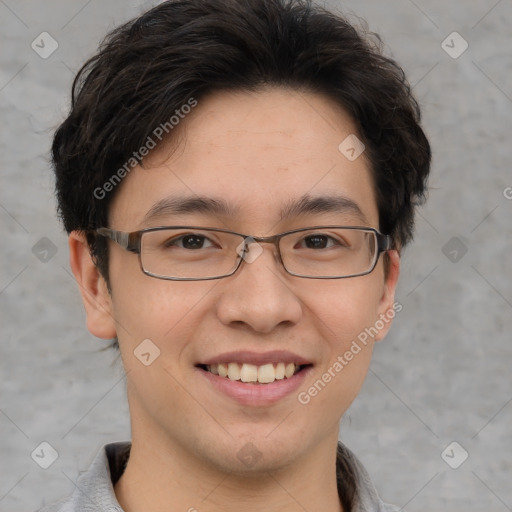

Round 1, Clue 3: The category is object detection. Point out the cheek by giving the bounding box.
[108,251,216,352]
[299,274,385,408]
[109,277,217,408]
[308,271,384,345]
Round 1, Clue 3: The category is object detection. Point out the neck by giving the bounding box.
[114,423,344,512]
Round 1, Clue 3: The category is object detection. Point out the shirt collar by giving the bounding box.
[47,441,397,512]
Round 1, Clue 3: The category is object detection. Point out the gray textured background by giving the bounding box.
[1,1,511,511]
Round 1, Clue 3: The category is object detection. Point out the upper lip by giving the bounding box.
[198,350,312,366]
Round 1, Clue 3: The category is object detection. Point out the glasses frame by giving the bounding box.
[94,225,392,281]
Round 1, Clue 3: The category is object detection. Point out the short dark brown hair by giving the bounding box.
[53,0,430,286]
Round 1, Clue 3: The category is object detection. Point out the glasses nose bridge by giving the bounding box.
[241,233,284,264]
[247,233,281,246]
[244,235,283,255]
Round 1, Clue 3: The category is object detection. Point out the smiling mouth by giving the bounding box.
[196,362,312,384]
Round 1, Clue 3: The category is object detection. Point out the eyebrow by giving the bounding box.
[142,193,368,225]
[143,196,239,224]
[279,194,369,224]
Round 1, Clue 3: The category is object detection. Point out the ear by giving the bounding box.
[374,250,400,342]
[68,231,117,340]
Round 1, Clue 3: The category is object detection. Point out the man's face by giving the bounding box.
[87,88,399,473]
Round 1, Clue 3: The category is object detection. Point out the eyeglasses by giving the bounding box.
[95,226,391,281]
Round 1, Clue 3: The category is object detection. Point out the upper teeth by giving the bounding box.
[206,362,300,384]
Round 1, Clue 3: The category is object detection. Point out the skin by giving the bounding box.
[70,87,400,512]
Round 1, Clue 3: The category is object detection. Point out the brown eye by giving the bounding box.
[166,234,214,249]
[297,234,346,249]
[304,235,330,249]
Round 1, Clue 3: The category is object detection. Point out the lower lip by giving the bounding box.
[197,366,312,406]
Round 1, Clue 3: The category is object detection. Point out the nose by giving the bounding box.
[215,242,303,334]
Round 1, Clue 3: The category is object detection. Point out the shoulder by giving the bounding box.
[32,442,130,512]
[337,442,401,512]
[33,498,70,512]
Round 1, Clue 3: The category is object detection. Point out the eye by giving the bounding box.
[298,234,342,249]
[166,234,215,250]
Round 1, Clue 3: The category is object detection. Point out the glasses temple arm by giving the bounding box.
[95,228,141,253]
[377,234,392,252]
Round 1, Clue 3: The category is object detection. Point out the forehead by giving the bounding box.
[109,87,379,230]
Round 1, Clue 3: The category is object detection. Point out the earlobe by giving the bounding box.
[68,231,117,340]
[374,250,400,342]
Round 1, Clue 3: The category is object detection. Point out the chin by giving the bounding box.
[195,434,300,475]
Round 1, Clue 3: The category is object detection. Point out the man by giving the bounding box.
[40,0,430,510]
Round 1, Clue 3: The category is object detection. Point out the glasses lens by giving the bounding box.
[140,228,243,279]
[280,228,378,278]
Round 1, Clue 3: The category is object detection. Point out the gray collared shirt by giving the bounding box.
[36,442,399,512]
